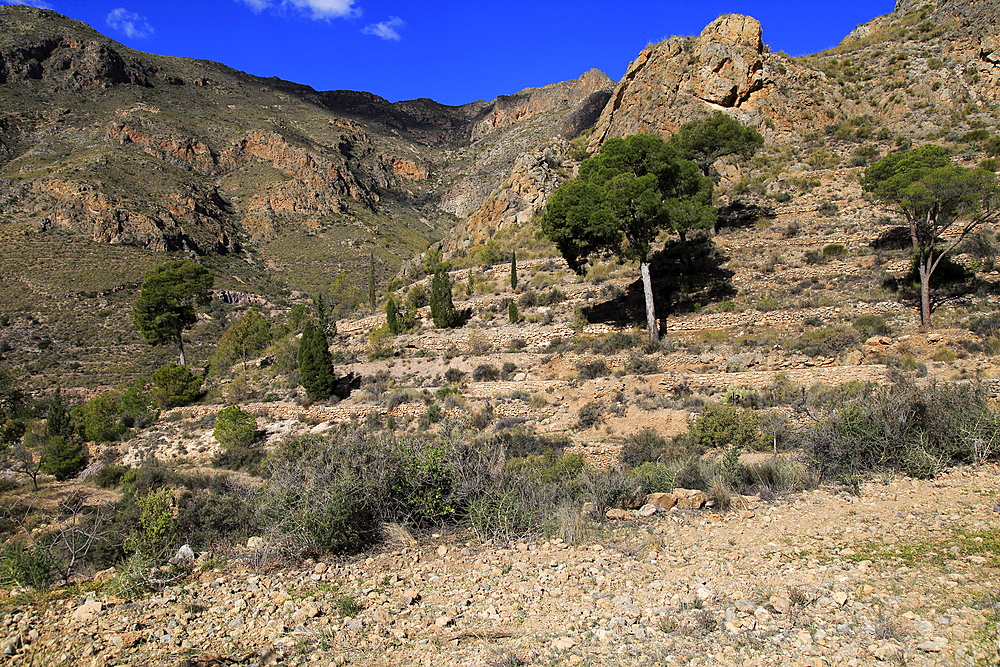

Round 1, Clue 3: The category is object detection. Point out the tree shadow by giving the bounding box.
[584,238,736,330]
[334,372,362,400]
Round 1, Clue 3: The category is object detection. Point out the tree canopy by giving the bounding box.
[214,307,272,372]
[540,134,714,343]
[862,144,998,327]
[132,260,214,366]
[668,112,764,178]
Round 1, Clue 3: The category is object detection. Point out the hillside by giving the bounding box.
[1,1,1000,665]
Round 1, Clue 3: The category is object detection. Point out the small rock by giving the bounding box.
[434,615,453,628]
[637,504,657,517]
[247,536,265,550]
[832,591,848,606]
[551,636,576,650]
[170,544,195,564]
[71,597,103,623]
[401,590,421,605]
[605,508,636,521]
[769,596,791,615]
[916,637,948,652]
[437,545,448,557]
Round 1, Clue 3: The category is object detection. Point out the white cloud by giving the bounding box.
[106,8,154,39]
[0,1,56,9]
[237,0,358,20]
[362,16,403,41]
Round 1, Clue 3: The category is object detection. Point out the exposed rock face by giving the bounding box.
[28,179,235,253]
[441,71,614,221]
[690,15,764,107]
[106,115,219,175]
[471,69,614,140]
[444,140,569,252]
[0,8,154,89]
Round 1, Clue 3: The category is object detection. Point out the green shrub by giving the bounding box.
[472,364,500,381]
[620,428,669,467]
[466,486,540,542]
[801,380,1000,479]
[577,401,607,429]
[689,403,766,452]
[625,350,659,375]
[150,363,202,409]
[852,314,891,338]
[213,405,257,450]
[822,243,847,258]
[405,284,428,310]
[508,299,521,323]
[576,360,610,379]
[443,368,466,384]
[817,201,839,217]
[92,463,127,488]
[0,540,56,589]
[791,326,860,357]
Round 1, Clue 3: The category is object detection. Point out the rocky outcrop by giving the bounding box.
[689,14,764,107]
[0,8,154,90]
[105,115,219,175]
[443,140,569,252]
[471,69,614,140]
[442,71,614,220]
[29,179,235,253]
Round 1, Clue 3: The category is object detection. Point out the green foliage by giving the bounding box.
[132,260,214,365]
[430,269,461,328]
[385,295,402,334]
[287,303,311,331]
[0,540,56,589]
[213,405,257,450]
[508,299,521,324]
[150,363,203,409]
[852,314,891,338]
[541,134,715,273]
[297,319,336,401]
[668,112,764,178]
[791,326,860,357]
[212,307,272,372]
[540,134,715,343]
[125,486,175,558]
[689,403,767,452]
[822,243,847,257]
[40,433,86,481]
[510,249,518,290]
[405,284,428,310]
[862,145,999,326]
[79,389,127,443]
[620,428,670,467]
[802,380,1000,479]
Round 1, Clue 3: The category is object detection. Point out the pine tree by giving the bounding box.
[39,390,87,481]
[297,319,336,401]
[510,250,518,291]
[430,269,460,328]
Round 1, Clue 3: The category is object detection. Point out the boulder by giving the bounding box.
[644,492,677,511]
[673,488,709,510]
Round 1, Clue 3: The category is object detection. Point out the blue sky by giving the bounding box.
[3,0,896,106]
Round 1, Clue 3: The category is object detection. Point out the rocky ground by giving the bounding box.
[3,464,998,666]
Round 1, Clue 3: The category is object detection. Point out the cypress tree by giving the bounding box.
[508,299,520,324]
[298,320,335,401]
[385,296,402,334]
[430,269,459,328]
[510,250,518,290]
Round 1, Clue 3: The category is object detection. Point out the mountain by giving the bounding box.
[3,0,1000,390]
[0,5,611,387]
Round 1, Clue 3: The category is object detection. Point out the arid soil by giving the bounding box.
[4,464,997,666]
